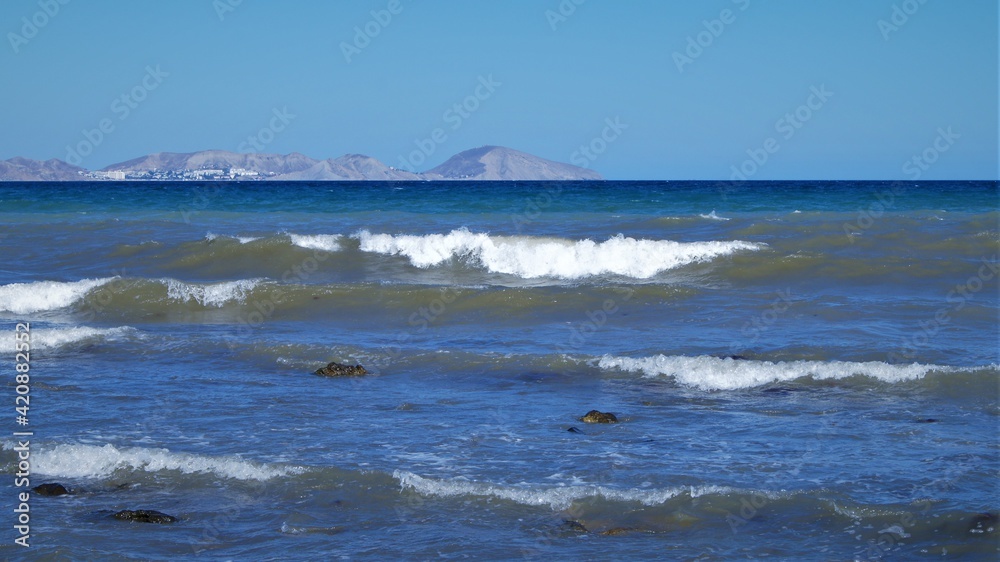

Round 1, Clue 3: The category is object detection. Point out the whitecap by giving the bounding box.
[164,278,263,307]
[0,326,139,353]
[354,228,761,279]
[289,234,343,252]
[394,470,760,510]
[596,354,981,391]
[19,442,302,481]
[0,278,119,314]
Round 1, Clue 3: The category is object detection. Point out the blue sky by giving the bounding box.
[1,0,996,179]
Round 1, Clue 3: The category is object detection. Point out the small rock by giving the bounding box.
[969,512,998,532]
[562,520,589,533]
[580,410,618,424]
[567,427,583,434]
[915,418,938,423]
[32,483,71,496]
[315,361,368,377]
[112,510,177,524]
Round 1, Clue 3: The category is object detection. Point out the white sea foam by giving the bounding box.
[20,442,301,481]
[394,471,746,510]
[205,232,260,244]
[699,210,730,221]
[355,228,761,279]
[597,354,973,391]
[0,278,118,314]
[164,278,263,307]
[0,326,138,353]
[289,234,343,252]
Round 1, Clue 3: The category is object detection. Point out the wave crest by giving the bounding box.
[21,442,301,481]
[164,278,263,307]
[597,354,982,390]
[0,278,118,314]
[395,470,750,510]
[356,229,762,279]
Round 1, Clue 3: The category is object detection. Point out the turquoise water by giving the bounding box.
[0,180,997,560]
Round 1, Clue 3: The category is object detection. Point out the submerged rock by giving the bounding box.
[969,512,998,533]
[112,510,178,524]
[315,361,368,377]
[562,520,589,533]
[567,427,583,434]
[32,483,71,496]
[580,410,618,424]
[915,418,939,423]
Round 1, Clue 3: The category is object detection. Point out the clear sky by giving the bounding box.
[1,0,996,179]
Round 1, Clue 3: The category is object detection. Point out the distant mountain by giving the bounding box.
[0,157,87,181]
[425,146,602,181]
[276,154,422,181]
[101,150,318,176]
[1,146,603,181]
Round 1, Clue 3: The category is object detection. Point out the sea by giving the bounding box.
[0,180,996,560]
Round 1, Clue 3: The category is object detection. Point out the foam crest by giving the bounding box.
[205,232,260,244]
[699,210,730,221]
[0,326,138,353]
[0,278,118,314]
[356,229,761,279]
[597,354,974,390]
[289,234,343,252]
[23,442,301,481]
[394,471,739,510]
[164,278,263,307]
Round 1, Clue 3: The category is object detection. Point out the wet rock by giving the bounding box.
[915,418,939,423]
[567,427,583,434]
[580,410,618,424]
[969,511,998,533]
[32,483,71,496]
[562,520,589,533]
[315,361,368,377]
[112,510,178,524]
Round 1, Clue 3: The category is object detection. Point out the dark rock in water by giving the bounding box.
[969,511,998,532]
[580,410,618,424]
[724,355,749,360]
[915,418,939,423]
[562,520,589,533]
[315,361,368,377]
[113,510,178,524]
[32,483,71,496]
[567,427,583,434]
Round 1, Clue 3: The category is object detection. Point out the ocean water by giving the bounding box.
[0,180,997,560]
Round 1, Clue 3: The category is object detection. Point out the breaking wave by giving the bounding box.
[0,278,119,314]
[21,442,302,481]
[355,228,762,279]
[596,354,989,391]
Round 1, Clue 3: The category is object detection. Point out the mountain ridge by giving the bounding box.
[0,146,602,181]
